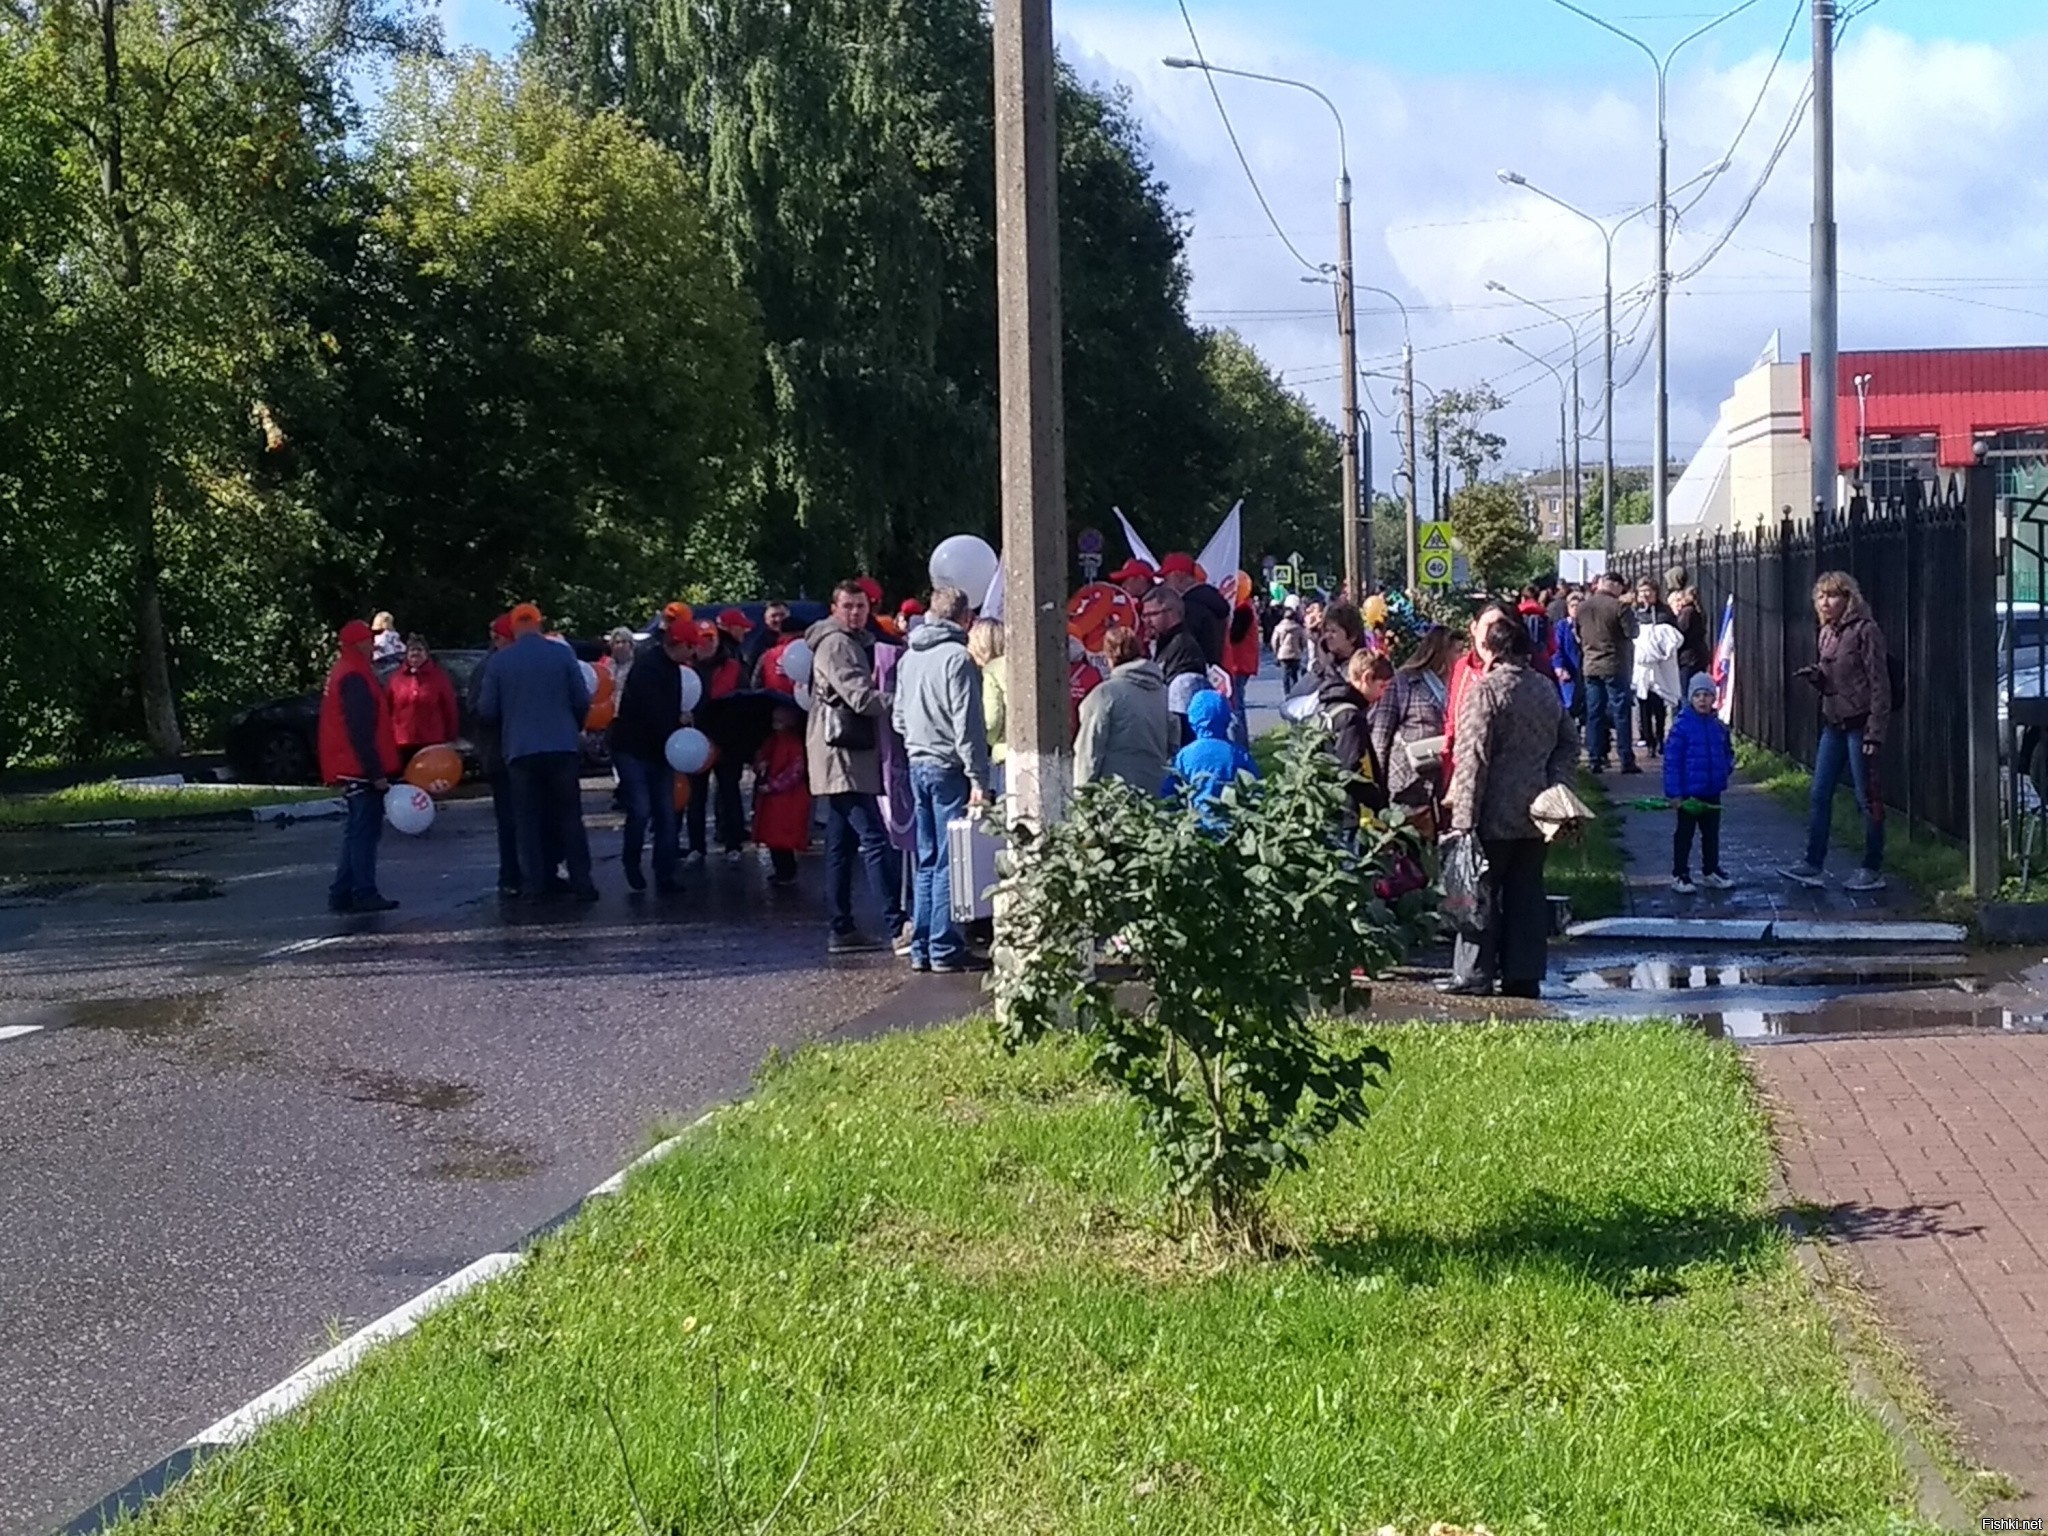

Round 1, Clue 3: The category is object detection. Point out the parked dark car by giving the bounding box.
[224,650,493,786]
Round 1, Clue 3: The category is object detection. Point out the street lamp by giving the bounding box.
[1487,279,1584,549]
[1355,283,1420,590]
[1543,0,1766,545]
[1163,55,1367,595]
[1853,371,1873,494]
[1496,160,1726,556]
[1501,336,1573,547]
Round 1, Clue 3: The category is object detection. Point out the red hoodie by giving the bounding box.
[389,657,459,751]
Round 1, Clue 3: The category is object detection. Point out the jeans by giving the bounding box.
[1639,694,1668,755]
[1807,723,1884,872]
[1675,799,1723,877]
[329,783,384,907]
[824,792,905,937]
[487,770,520,889]
[1227,678,1251,748]
[614,752,678,889]
[1281,658,1302,693]
[510,752,593,896]
[909,761,972,966]
[1583,675,1636,769]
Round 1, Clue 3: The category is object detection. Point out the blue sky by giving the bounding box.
[436,0,2048,478]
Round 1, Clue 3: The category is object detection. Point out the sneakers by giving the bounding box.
[932,954,992,975]
[829,930,885,954]
[1671,875,1697,895]
[1780,861,1826,888]
[623,857,646,892]
[350,895,400,913]
[1619,763,1644,775]
[892,923,916,958]
[1702,871,1735,890]
[1844,866,1887,892]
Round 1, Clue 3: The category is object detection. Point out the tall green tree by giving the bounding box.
[1451,480,1539,593]
[1198,328,1342,569]
[7,0,421,754]
[268,58,766,640]
[1426,385,1508,489]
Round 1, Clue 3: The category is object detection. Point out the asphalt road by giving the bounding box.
[0,793,976,1536]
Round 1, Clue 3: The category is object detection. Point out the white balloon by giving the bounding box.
[384,783,436,835]
[928,534,999,602]
[665,726,712,775]
[677,666,703,713]
[793,681,814,713]
[578,660,599,698]
[780,639,814,686]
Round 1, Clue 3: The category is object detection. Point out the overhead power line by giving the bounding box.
[1172,0,1322,275]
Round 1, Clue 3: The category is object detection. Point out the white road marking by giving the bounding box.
[186,1251,524,1448]
[0,1024,44,1043]
[261,936,342,960]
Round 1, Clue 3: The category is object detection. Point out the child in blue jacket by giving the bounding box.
[1168,688,1260,828]
[1663,671,1736,893]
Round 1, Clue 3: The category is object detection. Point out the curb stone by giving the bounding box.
[58,1109,718,1534]
[1765,1164,1973,1532]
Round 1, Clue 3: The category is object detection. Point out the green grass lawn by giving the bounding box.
[128,1022,1938,1535]
[0,780,332,828]
[1543,771,1626,921]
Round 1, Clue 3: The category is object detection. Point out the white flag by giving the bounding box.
[1112,506,1159,571]
[1195,500,1243,592]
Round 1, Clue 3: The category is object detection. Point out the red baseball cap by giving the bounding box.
[855,575,884,606]
[338,619,373,647]
[1108,559,1156,584]
[489,614,515,641]
[1159,552,1200,578]
[898,597,927,616]
[664,615,697,644]
[509,602,544,629]
[716,607,752,633]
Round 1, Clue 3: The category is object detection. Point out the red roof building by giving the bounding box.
[1803,345,2048,479]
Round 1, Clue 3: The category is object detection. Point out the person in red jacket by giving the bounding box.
[688,621,747,859]
[752,703,813,886]
[388,635,460,760]
[1221,586,1263,746]
[319,619,401,914]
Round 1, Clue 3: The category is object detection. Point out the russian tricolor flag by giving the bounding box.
[1712,596,1736,723]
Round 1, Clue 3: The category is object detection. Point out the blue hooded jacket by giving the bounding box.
[1168,689,1259,822]
[1663,687,1735,802]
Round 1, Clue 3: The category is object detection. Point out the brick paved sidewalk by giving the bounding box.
[1754,1033,2048,1519]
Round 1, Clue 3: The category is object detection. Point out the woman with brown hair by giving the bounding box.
[1368,625,1463,816]
[1783,570,1891,892]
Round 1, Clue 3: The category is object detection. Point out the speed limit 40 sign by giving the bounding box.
[1419,522,1454,587]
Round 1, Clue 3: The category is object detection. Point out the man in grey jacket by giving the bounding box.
[892,586,990,973]
[1075,626,1174,793]
[807,580,906,953]
[1572,572,1638,775]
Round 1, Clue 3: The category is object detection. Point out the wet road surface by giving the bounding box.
[0,797,979,1536]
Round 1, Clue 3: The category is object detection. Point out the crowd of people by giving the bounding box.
[316,550,1893,999]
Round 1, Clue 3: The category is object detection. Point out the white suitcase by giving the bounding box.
[948,814,1004,923]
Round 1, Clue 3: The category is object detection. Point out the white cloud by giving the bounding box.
[1060,10,2048,486]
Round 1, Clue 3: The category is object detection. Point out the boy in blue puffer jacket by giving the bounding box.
[1167,688,1260,830]
[1664,671,1736,894]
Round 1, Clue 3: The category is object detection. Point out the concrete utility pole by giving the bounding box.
[1162,59,1362,594]
[1404,343,1420,584]
[993,0,1068,832]
[1810,0,1840,524]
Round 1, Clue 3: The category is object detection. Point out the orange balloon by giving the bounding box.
[1067,583,1139,652]
[403,744,464,797]
[584,697,616,732]
[672,774,693,812]
[1226,570,1255,608]
[594,658,617,708]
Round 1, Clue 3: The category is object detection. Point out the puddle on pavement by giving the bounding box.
[334,1067,481,1113]
[421,1134,542,1182]
[64,991,223,1040]
[1558,947,2048,1042]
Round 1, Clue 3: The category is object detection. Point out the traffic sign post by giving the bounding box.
[1272,563,1297,590]
[1419,521,1454,588]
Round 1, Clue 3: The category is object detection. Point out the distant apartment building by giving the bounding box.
[1675,344,2048,532]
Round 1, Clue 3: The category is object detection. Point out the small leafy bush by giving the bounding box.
[994,727,1429,1241]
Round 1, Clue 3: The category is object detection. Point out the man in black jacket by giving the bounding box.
[1142,585,1208,683]
[607,615,699,893]
[1160,551,1230,667]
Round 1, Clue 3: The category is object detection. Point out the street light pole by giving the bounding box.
[1487,280,1584,548]
[1356,283,1415,589]
[1164,57,1363,595]
[1812,0,1841,525]
[1502,337,1572,542]
[1544,0,1765,545]
[1853,371,1872,494]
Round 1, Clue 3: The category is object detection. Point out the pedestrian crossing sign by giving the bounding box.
[1419,522,1454,587]
[1273,563,1297,589]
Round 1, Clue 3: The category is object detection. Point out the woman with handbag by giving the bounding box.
[1369,626,1462,835]
[1442,614,1583,999]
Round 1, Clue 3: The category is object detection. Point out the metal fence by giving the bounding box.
[1611,474,1989,847]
